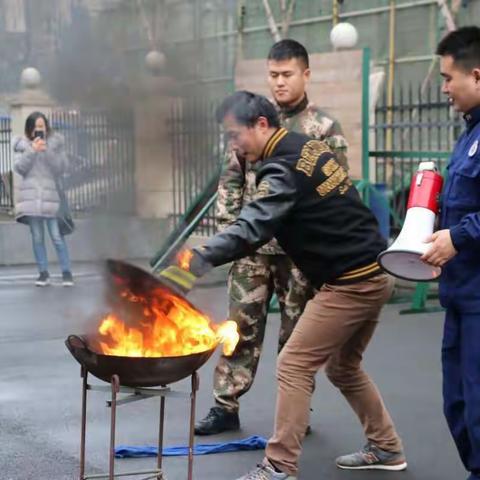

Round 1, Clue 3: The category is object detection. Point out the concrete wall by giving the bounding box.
[0,215,169,265]
[235,50,385,180]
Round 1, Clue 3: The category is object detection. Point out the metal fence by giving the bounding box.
[0,111,135,214]
[169,97,222,236]
[371,84,461,232]
[0,116,12,211]
[50,110,135,214]
[169,85,464,238]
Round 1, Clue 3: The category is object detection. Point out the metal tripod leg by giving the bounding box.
[157,390,166,478]
[80,368,88,480]
[187,372,199,480]
[109,375,120,480]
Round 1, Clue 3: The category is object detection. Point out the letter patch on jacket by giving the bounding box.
[315,156,352,197]
[296,140,332,177]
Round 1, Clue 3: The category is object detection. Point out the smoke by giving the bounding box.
[19,1,222,273]
[44,1,209,109]
[46,4,131,111]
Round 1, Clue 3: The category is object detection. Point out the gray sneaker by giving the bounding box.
[235,459,297,480]
[336,443,407,471]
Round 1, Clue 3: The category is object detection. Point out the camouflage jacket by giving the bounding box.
[215,95,349,254]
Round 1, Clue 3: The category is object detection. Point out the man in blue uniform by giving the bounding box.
[422,26,480,480]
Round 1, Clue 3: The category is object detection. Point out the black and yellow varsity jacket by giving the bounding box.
[195,128,385,288]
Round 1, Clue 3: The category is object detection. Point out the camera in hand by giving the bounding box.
[33,130,45,140]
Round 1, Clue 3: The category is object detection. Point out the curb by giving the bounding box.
[0,270,101,284]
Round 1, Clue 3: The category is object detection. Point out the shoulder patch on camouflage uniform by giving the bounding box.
[296,140,332,177]
[256,180,270,199]
[301,105,335,140]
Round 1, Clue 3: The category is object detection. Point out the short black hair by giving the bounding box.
[436,26,480,71]
[216,91,280,128]
[267,39,309,69]
[24,111,51,139]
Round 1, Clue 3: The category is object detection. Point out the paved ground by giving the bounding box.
[0,262,467,479]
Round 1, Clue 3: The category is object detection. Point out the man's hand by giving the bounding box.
[158,248,212,296]
[158,250,198,296]
[421,229,458,267]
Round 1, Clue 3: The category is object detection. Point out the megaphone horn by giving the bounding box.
[377,162,444,282]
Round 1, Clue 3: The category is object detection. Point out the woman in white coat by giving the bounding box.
[13,111,74,286]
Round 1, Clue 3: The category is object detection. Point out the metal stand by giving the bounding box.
[79,367,200,480]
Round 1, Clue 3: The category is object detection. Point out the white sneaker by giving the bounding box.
[235,459,297,480]
[35,271,50,287]
[62,271,74,287]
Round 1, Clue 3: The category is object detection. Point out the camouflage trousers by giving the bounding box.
[214,254,314,412]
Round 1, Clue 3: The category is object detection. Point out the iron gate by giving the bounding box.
[50,109,135,214]
[371,84,462,232]
[0,116,12,211]
[169,97,222,236]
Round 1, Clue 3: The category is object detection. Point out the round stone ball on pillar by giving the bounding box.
[330,22,359,50]
[145,50,166,76]
[20,67,42,89]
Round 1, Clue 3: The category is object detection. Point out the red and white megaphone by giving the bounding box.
[377,161,444,281]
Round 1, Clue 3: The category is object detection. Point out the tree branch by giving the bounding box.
[262,0,282,42]
[282,0,296,37]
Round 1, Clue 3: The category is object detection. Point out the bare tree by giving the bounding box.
[261,0,297,41]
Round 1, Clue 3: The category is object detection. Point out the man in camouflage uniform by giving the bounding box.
[195,39,349,435]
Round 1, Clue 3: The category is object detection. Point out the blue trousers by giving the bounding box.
[443,307,480,478]
[28,217,71,273]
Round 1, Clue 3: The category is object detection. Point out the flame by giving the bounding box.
[215,320,240,356]
[178,249,194,270]
[97,288,238,358]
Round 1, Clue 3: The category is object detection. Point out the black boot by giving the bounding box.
[194,406,240,435]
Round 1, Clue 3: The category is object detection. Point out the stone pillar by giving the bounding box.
[133,76,176,219]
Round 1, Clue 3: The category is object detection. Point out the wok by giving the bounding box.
[65,260,216,387]
[66,334,215,387]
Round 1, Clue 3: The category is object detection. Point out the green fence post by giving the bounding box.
[362,47,371,206]
[269,295,280,313]
[399,282,444,315]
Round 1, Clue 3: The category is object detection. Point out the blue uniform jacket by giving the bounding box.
[439,106,480,312]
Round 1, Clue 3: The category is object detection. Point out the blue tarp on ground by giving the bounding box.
[115,435,267,458]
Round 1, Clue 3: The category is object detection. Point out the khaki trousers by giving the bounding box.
[266,273,403,476]
[214,254,313,412]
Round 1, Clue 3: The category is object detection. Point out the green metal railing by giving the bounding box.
[368,81,462,314]
[370,83,461,233]
[150,173,219,273]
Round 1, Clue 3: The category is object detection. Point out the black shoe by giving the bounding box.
[194,406,240,435]
[62,271,74,287]
[35,271,50,287]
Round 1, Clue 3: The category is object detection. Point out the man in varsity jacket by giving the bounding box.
[160,91,406,479]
